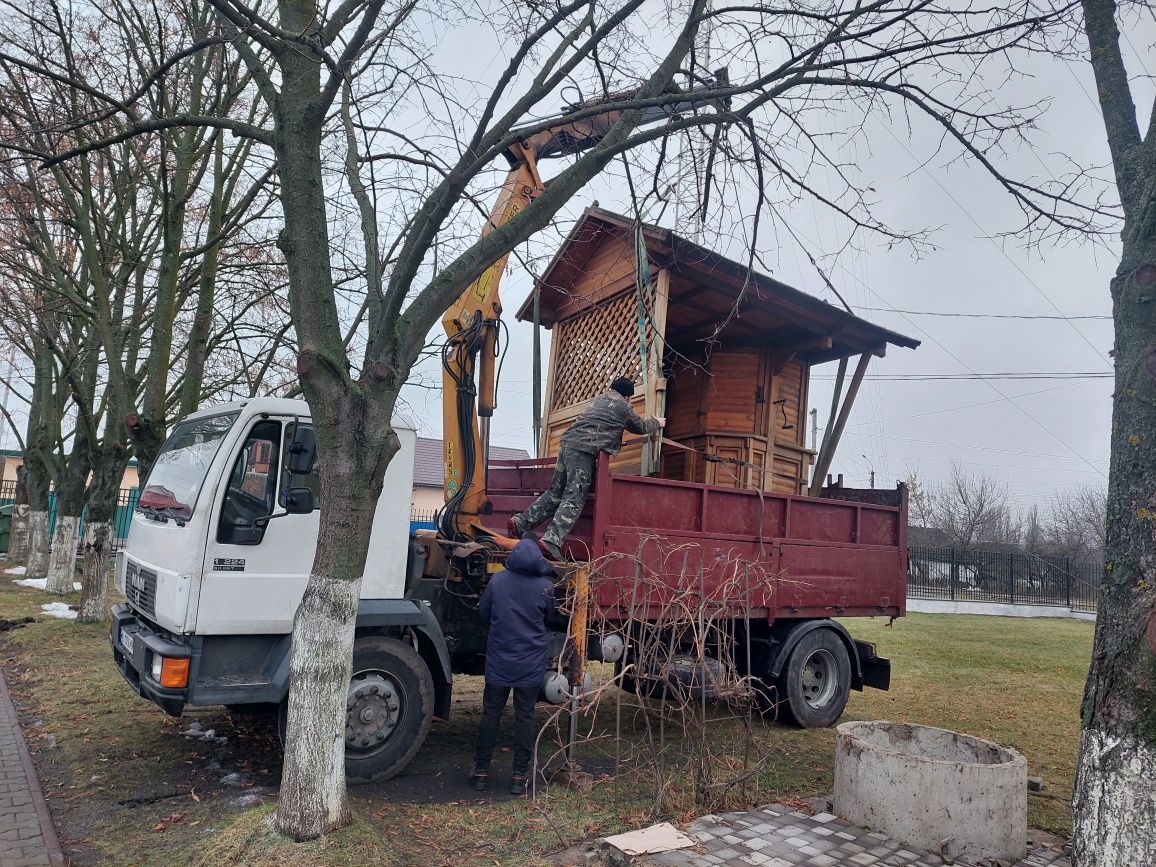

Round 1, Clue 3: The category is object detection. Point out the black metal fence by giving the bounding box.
[908,546,1100,613]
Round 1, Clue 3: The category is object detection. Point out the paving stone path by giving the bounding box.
[640,805,1070,867]
[0,669,63,867]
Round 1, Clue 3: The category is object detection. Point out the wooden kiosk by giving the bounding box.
[516,207,918,494]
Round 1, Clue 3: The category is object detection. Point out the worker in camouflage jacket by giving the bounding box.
[509,377,664,559]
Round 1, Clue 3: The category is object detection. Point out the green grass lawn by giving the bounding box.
[0,575,1093,865]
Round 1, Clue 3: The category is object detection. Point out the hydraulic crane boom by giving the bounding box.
[438,72,728,542]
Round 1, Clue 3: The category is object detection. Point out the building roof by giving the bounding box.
[516,206,919,365]
[412,437,530,488]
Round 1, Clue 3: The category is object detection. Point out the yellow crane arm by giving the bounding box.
[438,72,729,541]
[440,143,544,541]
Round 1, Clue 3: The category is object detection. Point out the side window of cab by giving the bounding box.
[217,420,282,545]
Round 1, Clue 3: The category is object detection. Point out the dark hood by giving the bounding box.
[505,538,554,576]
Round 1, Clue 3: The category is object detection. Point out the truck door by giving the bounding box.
[196,417,321,634]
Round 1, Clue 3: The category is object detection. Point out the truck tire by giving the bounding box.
[775,628,851,728]
[277,636,435,784]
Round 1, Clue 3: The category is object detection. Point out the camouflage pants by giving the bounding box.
[515,448,595,547]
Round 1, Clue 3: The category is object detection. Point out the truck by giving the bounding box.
[111,397,906,778]
[109,70,915,782]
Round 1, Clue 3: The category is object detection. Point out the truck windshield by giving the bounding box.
[138,412,240,522]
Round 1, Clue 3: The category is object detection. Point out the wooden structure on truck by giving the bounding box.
[515,206,919,496]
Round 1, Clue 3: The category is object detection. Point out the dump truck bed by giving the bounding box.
[485,455,907,622]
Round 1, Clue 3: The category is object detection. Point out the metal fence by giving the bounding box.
[410,509,437,533]
[0,480,141,545]
[907,545,1100,613]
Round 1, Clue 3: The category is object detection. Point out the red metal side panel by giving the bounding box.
[788,499,857,543]
[482,456,907,622]
[776,544,904,618]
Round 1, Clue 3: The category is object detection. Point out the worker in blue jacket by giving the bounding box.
[470,534,557,795]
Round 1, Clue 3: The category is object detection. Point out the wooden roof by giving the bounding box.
[516,207,919,365]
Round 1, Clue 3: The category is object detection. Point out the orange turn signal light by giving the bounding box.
[159,657,190,689]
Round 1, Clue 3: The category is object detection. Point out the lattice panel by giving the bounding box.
[550,288,655,411]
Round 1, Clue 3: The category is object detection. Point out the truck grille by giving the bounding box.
[125,560,158,617]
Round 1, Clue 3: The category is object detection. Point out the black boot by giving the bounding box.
[509,774,528,796]
[469,769,488,792]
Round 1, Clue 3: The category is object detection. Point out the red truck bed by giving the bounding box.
[485,456,908,623]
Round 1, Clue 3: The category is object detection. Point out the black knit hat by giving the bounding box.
[610,377,635,398]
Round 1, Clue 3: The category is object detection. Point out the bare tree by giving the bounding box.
[911,464,1021,549]
[1061,0,1156,857]
[1043,486,1106,565]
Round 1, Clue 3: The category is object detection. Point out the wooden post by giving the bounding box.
[532,288,542,456]
[566,565,591,764]
[808,353,871,496]
[643,268,671,476]
[539,321,559,457]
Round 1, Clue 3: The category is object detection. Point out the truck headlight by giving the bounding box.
[151,656,189,689]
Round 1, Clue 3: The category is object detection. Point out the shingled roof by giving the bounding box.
[412,437,531,488]
[516,206,919,365]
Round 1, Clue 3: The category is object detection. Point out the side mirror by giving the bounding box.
[280,486,315,514]
[287,425,316,475]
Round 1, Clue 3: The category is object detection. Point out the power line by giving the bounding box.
[815,372,1112,381]
[852,306,1110,321]
[787,225,1108,480]
[846,382,1089,427]
[877,123,1112,368]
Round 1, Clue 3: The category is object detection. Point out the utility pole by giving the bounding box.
[810,408,818,452]
[862,454,875,489]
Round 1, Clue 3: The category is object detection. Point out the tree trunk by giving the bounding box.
[76,457,123,622]
[8,504,30,563]
[265,10,398,835]
[1070,171,1156,863]
[274,416,398,839]
[26,511,50,578]
[7,465,31,563]
[45,431,91,596]
[45,515,79,595]
[78,520,112,622]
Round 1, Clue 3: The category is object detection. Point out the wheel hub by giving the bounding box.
[800,648,838,709]
[346,672,402,752]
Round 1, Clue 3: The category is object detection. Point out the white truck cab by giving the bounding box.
[109,398,456,781]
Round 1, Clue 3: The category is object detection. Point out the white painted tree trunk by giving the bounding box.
[7,504,30,562]
[45,515,79,595]
[1072,729,1156,866]
[77,521,111,623]
[275,575,359,839]
[26,510,51,578]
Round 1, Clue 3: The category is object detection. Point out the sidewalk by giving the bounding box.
[0,667,64,866]
[640,805,1070,867]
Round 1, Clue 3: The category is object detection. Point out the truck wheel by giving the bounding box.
[277,636,435,783]
[776,629,851,728]
[615,657,668,699]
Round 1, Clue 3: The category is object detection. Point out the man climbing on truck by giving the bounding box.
[508,376,664,558]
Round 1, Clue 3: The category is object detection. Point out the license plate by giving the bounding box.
[121,629,135,657]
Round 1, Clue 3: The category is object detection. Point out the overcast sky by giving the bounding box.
[397,7,1155,516]
[2,4,1145,519]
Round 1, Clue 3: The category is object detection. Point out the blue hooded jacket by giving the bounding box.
[478,538,557,688]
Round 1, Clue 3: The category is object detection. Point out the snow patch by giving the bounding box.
[40,602,78,620]
[16,577,81,591]
[179,721,228,746]
[4,565,27,575]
